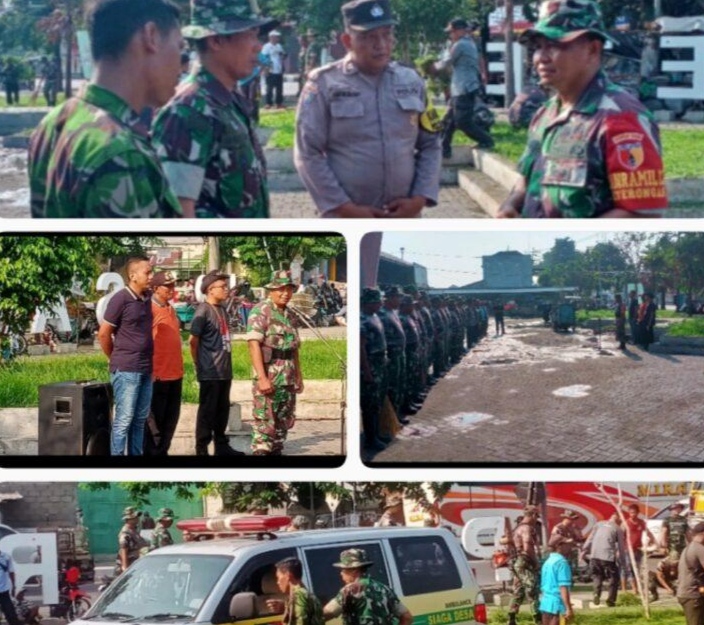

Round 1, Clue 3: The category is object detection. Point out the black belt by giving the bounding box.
[271,348,294,360]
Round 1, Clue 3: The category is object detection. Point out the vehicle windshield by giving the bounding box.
[87,554,232,622]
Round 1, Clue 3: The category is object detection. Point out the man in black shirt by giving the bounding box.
[189,270,243,456]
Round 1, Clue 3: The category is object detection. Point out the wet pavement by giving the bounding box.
[371,318,704,465]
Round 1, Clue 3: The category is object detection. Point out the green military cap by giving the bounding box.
[361,287,382,304]
[342,0,397,32]
[183,0,278,40]
[158,508,177,521]
[518,0,616,45]
[264,270,294,289]
[384,285,403,298]
[122,506,142,520]
[333,548,374,569]
[400,295,414,306]
[403,284,419,295]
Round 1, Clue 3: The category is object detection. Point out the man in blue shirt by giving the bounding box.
[540,536,574,625]
[0,549,22,625]
[437,18,494,157]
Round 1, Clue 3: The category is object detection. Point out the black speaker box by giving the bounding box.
[38,381,112,455]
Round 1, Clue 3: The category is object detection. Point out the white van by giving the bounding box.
[77,525,487,625]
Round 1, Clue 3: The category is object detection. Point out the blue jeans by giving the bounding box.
[110,371,153,455]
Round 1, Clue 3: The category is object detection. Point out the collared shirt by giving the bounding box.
[438,36,481,97]
[104,287,154,375]
[190,302,232,381]
[262,42,285,75]
[360,312,386,356]
[28,84,181,218]
[152,65,269,218]
[518,71,668,218]
[539,552,571,616]
[295,55,441,215]
[283,583,324,625]
[377,306,406,352]
[151,297,184,381]
[584,520,625,564]
[0,551,15,592]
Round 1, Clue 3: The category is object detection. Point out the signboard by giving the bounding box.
[486,41,526,98]
[0,533,59,605]
[657,35,704,101]
[488,5,533,35]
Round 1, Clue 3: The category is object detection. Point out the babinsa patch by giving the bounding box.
[613,132,645,171]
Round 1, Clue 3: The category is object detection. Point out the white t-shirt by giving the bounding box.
[262,42,285,74]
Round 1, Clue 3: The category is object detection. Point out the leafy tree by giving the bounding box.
[0,236,158,335]
[80,482,453,514]
[537,238,583,289]
[581,241,631,295]
[218,236,346,287]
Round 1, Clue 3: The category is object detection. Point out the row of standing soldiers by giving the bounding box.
[360,284,490,453]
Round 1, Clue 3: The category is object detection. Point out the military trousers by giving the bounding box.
[404,345,421,406]
[508,555,540,617]
[386,349,406,416]
[433,338,445,376]
[251,383,296,454]
[360,354,387,444]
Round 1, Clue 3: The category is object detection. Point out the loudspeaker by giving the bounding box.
[38,381,112,455]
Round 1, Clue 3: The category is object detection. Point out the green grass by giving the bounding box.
[577,309,681,321]
[666,316,704,337]
[0,93,67,108]
[259,109,296,149]
[488,606,683,625]
[661,128,704,178]
[0,339,346,408]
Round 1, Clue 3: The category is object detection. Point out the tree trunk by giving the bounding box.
[208,237,221,270]
[64,0,73,98]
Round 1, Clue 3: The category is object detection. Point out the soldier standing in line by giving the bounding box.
[116,507,149,574]
[360,288,389,452]
[152,0,277,218]
[377,287,408,425]
[661,502,689,560]
[508,507,541,625]
[323,549,412,625]
[28,0,183,218]
[497,0,667,218]
[416,292,435,391]
[295,0,441,218]
[246,270,303,456]
[430,297,446,382]
[399,295,422,416]
[150,508,176,550]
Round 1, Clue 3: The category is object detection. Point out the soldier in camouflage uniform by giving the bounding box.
[430,297,446,381]
[508,508,541,625]
[399,296,422,415]
[116,507,149,574]
[246,270,302,455]
[548,510,585,575]
[28,0,183,218]
[416,291,434,390]
[660,502,689,560]
[498,0,668,218]
[377,286,408,425]
[323,549,412,625]
[152,0,277,218]
[648,554,678,602]
[150,508,176,550]
[360,288,390,452]
[266,557,324,625]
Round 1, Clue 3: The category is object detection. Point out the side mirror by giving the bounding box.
[229,592,256,620]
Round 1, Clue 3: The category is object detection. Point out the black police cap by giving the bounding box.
[342,0,397,32]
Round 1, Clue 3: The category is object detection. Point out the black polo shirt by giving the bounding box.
[104,286,154,375]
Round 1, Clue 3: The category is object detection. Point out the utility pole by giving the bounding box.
[504,0,515,106]
[208,237,220,271]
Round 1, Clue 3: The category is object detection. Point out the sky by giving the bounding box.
[380,232,621,288]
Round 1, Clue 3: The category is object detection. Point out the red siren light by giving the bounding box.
[176,515,292,534]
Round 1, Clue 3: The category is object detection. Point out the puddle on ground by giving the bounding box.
[553,385,592,398]
[445,412,494,429]
[543,368,557,372]
[395,424,438,439]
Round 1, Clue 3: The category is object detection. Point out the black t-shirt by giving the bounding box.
[103,287,153,375]
[190,303,232,381]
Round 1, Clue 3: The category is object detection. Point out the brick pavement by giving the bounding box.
[270,187,489,219]
[371,318,704,464]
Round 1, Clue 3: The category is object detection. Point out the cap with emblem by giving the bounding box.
[183,0,278,40]
[342,0,397,32]
[152,271,176,288]
[518,0,616,45]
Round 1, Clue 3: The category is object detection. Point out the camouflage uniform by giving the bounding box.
[28,84,181,218]
[283,583,324,625]
[648,556,678,601]
[549,519,584,574]
[508,523,540,620]
[516,0,668,218]
[378,295,406,416]
[246,271,301,454]
[399,298,421,410]
[115,507,148,573]
[149,508,176,551]
[430,301,446,377]
[152,66,269,218]
[325,549,410,625]
[662,512,688,559]
[360,289,387,446]
[417,296,434,384]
